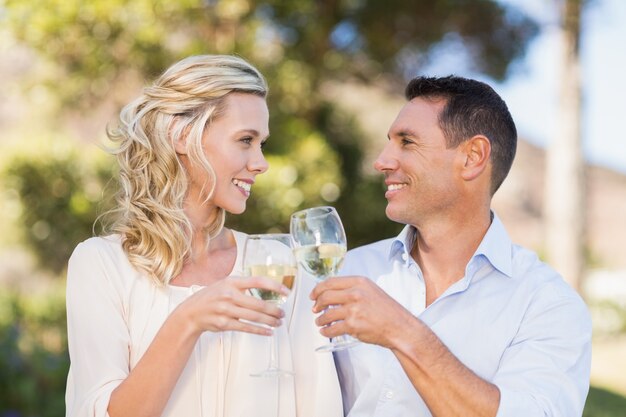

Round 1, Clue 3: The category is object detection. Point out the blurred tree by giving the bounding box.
[3,0,538,104]
[3,0,539,256]
[544,0,586,291]
[0,289,69,417]
[2,141,116,274]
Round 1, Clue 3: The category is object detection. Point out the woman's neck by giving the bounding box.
[182,193,225,256]
[171,228,237,287]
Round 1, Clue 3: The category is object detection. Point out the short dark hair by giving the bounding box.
[405,75,517,195]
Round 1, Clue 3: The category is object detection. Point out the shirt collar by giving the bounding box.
[471,212,513,278]
[387,212,513,277]
[389,224,417,265]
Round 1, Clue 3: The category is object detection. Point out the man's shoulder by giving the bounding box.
[509,243,587,305]
[510,243,560,281]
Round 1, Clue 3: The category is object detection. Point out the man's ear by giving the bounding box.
[460,135,491,181]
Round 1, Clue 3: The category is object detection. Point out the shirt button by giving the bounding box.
[401,253,408,261]
[385,390,394,399]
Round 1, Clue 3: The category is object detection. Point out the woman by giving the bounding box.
[65,55,342,417]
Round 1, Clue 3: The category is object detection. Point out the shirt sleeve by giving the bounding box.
[493,284,592,417]
[65,240,131,417]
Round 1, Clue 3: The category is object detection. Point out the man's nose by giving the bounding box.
[373,143,398,172]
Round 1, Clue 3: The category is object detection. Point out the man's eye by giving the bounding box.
[401,138,413,146]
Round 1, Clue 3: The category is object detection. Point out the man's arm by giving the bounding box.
[311,276,500,417]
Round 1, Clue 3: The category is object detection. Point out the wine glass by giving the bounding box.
[243,233,297,377]
[290,206,360,352]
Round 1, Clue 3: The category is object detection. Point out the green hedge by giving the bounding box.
[0,288,68,417]
[1,138,116,274]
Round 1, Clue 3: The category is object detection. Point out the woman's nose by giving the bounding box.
[249,149,269,174]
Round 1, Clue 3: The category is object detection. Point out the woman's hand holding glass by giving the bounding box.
[183,276,287,337]
[243,233,297,377]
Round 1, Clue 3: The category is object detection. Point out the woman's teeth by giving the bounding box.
[232,179,251,192]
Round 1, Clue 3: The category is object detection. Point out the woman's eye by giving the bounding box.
[240,136,253,145]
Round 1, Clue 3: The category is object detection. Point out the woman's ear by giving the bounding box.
[460,135,491,181]
[172,119,189,155]
[174,135,188,155]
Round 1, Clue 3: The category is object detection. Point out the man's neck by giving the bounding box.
[411,209,492,306]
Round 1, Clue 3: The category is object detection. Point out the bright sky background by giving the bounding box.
[497,0,626,174]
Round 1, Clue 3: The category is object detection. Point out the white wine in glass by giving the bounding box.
[292,243,346,278]
[243,233,297,377]
[290,206,360,352]
[248,264,295,303]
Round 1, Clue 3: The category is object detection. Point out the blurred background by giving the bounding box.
[1,0,625,415]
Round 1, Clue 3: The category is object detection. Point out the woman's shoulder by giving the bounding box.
[68,234,131,273]
[71,234,124,258]
[67,234,145,293]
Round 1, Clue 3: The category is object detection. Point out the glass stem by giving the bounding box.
[268,304,280,370]
[269,331,278,370]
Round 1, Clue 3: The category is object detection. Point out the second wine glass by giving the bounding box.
[243,233,297,377]
[290,206,360,352]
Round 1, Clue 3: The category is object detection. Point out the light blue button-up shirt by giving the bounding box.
[336,214,592,417]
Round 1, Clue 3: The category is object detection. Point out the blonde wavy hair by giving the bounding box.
[105,55,268,285]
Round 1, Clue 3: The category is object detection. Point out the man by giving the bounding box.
[311,76,592,416]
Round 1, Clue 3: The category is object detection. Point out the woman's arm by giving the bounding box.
[66,240,286,417]
[108,277,286,417]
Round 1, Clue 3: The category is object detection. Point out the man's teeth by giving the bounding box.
[388,183,407,191]
[232,179,251,192]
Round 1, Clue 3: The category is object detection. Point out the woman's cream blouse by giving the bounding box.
[65,231,342,417]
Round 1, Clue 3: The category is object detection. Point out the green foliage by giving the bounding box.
[268,0,539,81]
[3,0,539,108]
[584,386,626,417]
[2,0,539,251]
[1,138,116,273]
[0,288,69,417]
[3,0,180,106]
